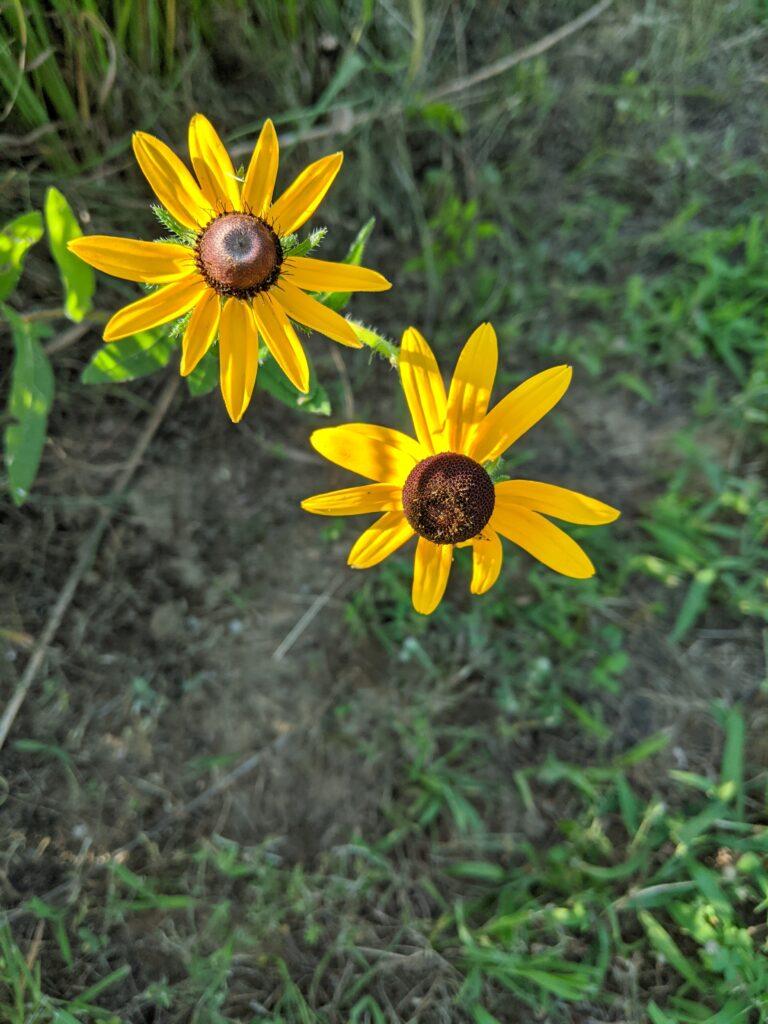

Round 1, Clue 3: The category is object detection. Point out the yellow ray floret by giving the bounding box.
[67,113,391,422]
[302,323,620,615]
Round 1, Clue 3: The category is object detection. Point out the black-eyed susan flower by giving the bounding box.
[302,324,620,614]
[68,114,391,422]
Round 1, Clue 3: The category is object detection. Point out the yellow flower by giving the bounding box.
[302,323,620,614]
[68,114,391,422]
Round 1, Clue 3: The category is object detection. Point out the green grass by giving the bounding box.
[1,0,767,1021]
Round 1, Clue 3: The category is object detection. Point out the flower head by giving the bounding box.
[302,324,620,614]
[68,114,391,421]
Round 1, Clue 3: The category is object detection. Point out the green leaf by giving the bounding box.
[614,371,656,404]
[719,705,745,817]
[187,344,220,396]
[281,225,327,259]
[447,861,506,882]
[258,353,330,415]
[562,695,612,741]
[0,210,44,300]
[647,1002,677,1024]
[2,306,54,506]
[669,566,716,643]
[348,319,399,365]
[471,1008,503,1024]
[417,101,468,134]
[638,910,707,990]
[52,1007,81,1024]
[613,730,670,768]
[320,217,375,312]
[151,204,197,245]
[44,186,95,322]
[81,330,176,384]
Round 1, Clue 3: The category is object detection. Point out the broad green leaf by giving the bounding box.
[258,352,330,416]
[81,330,176,384]
[186,344,219,396]
[0,210,44,300]
[44,186,95,322]
[319,217,375,312]
[2,306,54,506]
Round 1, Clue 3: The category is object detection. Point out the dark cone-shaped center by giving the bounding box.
[196,212,282,299]
[402,452,495,545]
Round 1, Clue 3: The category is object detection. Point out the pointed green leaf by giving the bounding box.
[2,306,54,506]
[44,187,95,322]
[471,1008,503,1024]
[0,210,44,300]
[81,330,176,384]
[669,566,717,643]
[647,1002,677,1024]
[613,730,669,768]
[348,319,399,365]
[638,910,707,990]
[719,705,745,817]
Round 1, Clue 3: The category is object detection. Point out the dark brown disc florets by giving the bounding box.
[402,452,495,545]
[195,212,282,299]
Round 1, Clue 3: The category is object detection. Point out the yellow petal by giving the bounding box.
[310,423,422,484]
[412,538,453,615]
[219,298,258,423]
[399,327,448,453]
[103,276,207,342]
[252,292,309,394]
[348,510,414,569]
[495,480,620,525]
[268,152,343,236]
[188,113,241,212]
[281,256,391,293]
[242,118,279,216]
[273,278,361,348]
[446,322,498,454]
[491,504,595,579]
[67,236,196,283]
[180,288,220,376]
[132,130,213,230]
[301,483,402,516]
[470,365,572,464]
[470,528,503,595]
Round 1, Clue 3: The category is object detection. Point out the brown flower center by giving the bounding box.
[402,452,495,545]
[195,212,282,299]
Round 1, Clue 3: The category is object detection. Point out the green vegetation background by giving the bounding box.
[1,1,767,1021]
